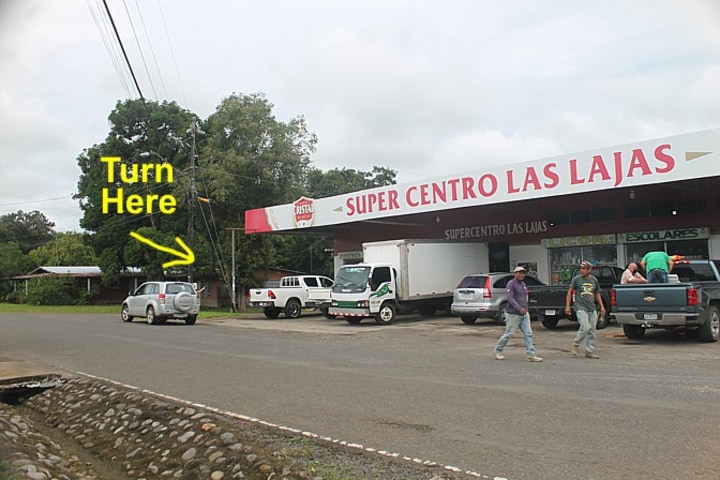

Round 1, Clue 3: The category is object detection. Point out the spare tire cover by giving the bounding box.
[174,291,195,312]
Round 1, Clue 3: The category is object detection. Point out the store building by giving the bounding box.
[245,128,720,284]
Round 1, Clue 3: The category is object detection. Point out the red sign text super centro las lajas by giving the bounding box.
[344,144,675,217]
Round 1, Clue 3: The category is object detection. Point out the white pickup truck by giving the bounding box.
[249,275,334,319]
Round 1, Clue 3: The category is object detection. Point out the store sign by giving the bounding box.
[445,221,548,240]
[541,234,617,247]
[338,251,363,260]
[618,227,709,243]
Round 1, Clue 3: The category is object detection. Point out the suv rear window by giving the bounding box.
[166,283,194,294]
[458,276,488,288]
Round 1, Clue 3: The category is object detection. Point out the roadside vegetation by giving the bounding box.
[0,302,255,319]
[0,93,400,309]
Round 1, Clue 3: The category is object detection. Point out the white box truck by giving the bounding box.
[328,239,488,325]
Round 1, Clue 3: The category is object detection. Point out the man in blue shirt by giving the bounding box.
[494,266,543,362]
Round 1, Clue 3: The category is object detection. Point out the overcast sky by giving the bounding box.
[1,0,718,232]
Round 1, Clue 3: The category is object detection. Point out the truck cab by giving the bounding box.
[329,263,399,325]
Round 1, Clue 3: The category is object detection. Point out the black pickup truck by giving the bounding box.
[611,259,720,342]
[528,265,623,330]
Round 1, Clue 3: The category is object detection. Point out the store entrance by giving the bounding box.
[489,242,510,272]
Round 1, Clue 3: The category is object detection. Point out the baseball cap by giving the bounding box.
[513,266,526,273]
[580,261,593,269]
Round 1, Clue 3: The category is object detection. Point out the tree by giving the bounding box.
[74,99,200,283]
[198,93,319,302]
[28,232,96,267]
[0,210,55,253]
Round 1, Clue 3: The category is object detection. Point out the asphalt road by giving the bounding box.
[1,312,719,480]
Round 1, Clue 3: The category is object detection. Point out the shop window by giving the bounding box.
[623,204,651,219]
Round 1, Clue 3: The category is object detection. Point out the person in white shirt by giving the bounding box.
[621,263,647,284]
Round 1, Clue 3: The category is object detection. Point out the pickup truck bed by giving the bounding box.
[611,259,720,342]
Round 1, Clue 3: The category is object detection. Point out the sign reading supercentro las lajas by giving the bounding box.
[245,128,720,233]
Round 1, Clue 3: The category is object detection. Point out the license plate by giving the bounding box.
[643,313,658,320]
[545,309,556,316]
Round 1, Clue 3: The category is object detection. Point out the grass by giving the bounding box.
[0,303,259,319]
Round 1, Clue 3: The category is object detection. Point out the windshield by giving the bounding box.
[333,266,371,289]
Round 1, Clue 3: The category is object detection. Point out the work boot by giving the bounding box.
[570,345,579,356]
[494,351,505,360]
[525,354,543,362]
[585,351,600,359]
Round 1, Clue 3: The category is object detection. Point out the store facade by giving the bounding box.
[245,128,720,284]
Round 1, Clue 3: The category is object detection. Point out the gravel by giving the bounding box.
[0,375,486,480]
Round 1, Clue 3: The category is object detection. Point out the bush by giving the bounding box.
[17,276,93,306]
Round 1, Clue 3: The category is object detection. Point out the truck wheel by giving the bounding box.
[284,299,302,319]
[185,315,197,325]
[345,316,362,325]
[596,301,609,329]
[698,305,720,342]
[460,315,477,325]
[375,303,396,325]
[263,307,281,319]
[623,324,646,339]
[495,303,508,325]
[541,315,559,330]
[418,306,436,317]
[320,307,337,319]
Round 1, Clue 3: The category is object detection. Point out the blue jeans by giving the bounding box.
[647,269,668,283]
[495,313,536,356]
[574,310,597,352]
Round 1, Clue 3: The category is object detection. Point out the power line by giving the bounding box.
[101,0,146,101]
[120,0,158,100]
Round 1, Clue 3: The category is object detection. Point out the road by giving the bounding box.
[1,312,719,480]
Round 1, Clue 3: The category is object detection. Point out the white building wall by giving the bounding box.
[709,235,720,258]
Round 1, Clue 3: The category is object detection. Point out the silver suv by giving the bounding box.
[121,281,200,325]
[451,272,544,325]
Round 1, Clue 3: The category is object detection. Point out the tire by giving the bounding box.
[284,299,302,319]
[263,307,281,319]
[698,304,720,342]
[375,302,397,325]
[623,324,646,339]
[495,303,508,325]
[596,300,609,330]
[418,306,436,317]
[173,291,195,313]
[541,315,559,330]
[460,315,477,325]
[345,316,362,325]
[121,304,133,322]
[320,307,337,319]
[185,315,197,325]
[146,306,158,325]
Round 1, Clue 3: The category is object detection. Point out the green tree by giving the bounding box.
[0,210,55,253]
[28,232,96,266]
[198,93,318,304]
[0,241,35,299]
[74,99,200,283]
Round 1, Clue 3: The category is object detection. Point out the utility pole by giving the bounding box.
[187,122,196,284]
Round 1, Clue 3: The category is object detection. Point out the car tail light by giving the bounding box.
[158,293,166,304]
[268,290,276,300]
[610,289,616,307]
[687,287,699,306]
[483,277,492,299]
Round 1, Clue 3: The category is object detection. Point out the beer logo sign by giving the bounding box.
[293,196,315,227]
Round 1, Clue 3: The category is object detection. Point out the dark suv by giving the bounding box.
[451,272,544,325]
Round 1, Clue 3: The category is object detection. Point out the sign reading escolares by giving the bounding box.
[245,128,720,233]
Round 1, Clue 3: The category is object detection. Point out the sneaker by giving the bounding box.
[494,351,505,360]
[585,351,600,359]
[570,345,579,356]
[525,355,543,362]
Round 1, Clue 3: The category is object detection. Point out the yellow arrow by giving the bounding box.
[129,231,195,268]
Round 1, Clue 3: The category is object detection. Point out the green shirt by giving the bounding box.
[642,251,671,272]
[569,274,600,312]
